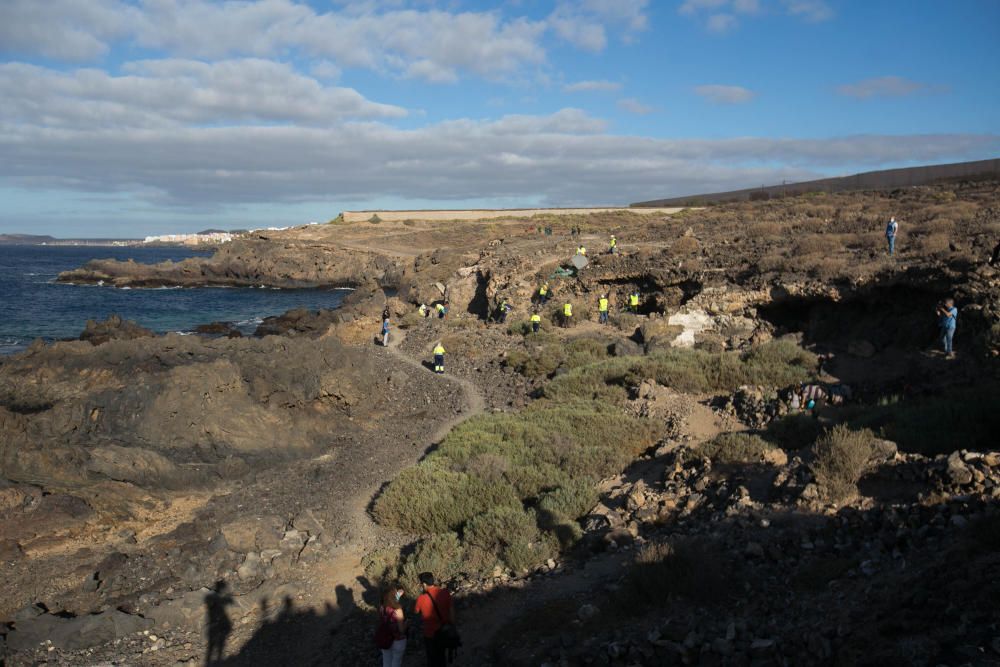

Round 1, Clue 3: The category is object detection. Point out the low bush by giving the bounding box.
[701,432,775,464]
[505,337,611,378]
[812,425,875,502]
[543,340,816,404]
[617,539,727,612]
[464,506,557,575]
[766,413,822,450]
[398,532,465,593]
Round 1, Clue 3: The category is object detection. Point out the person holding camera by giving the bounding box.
[936,298,958,358]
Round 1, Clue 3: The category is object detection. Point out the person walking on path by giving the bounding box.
[375,584,407,667]
[562,302,573,328]
[598,294,609,324]
[530,311,541,333]
[936,298,958,358]
[381,316,390,347]
[432,342,446,374]
[886,217,899,256]
[413,573,456,667]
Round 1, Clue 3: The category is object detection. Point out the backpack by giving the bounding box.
[374,608,395,650]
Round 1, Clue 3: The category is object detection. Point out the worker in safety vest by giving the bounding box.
[530,312,542,333]
[598,294,609,324]
[498,299,512,324]
[432,342,446,374]
[576,246,587,256]
[436,302,448,319]
[629,292,640,312]
[562,302,573,328]
[609,235,617,254]
[538,283,550,304]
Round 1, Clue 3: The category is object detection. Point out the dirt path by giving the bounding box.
[387,329,486,420]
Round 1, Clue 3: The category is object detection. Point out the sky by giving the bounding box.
[1,0,998,237]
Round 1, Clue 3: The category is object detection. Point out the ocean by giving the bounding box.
[0,245,349,355]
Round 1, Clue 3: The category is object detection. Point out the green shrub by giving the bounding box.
[505,337,611,378]
[464,506,556,575]
[701,432,775,464]
[766,413,822,450]
[399,532,466,593]
[537,478,599,520]
[543,341,816,404]
[812,425,875,502]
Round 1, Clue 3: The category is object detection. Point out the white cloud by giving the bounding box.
[0,60,406,129]
[0,111,996,213]
[549,0,649,51]
[617,98,656,114]
[563,80,623,93]
[706,13,738,33]
[836,76,928,99]
[0,0,140,61]
[695,84,756,104]
[681,0,831,31]
[782,0,833,22]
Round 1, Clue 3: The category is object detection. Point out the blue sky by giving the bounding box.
[1,0,998,237]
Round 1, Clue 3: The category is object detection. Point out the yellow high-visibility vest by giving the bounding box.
[539,285,547,295]
[610,237,617,247]
[530,314,541,323]
[599,298,609,312]
[629,294,639,306]
[577,247,586,256]
[433,344,445,355]
[563,303,572,317]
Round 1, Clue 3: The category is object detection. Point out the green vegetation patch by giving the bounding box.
[812,425,876,502]
[701,432,776,464]
[543,340,816,404]
[505,337,610,378]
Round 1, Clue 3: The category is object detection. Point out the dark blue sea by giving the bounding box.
[0,245,348,354]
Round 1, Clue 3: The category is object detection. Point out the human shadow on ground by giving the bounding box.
[204,580,234,666]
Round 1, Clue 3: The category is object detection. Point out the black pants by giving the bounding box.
[424,635,447,667]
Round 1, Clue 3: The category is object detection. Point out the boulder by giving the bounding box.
[79,315,154,346]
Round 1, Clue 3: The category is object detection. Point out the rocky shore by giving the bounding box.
[3,181,1000,665]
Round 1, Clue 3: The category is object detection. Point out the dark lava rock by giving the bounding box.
[79,315,154,346]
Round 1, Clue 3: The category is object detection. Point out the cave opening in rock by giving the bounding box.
[467,271,490,319]
[755,285,950,352]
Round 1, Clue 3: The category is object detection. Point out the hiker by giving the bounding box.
[414,572,458,667]
[375,584,406,667]
[629,292,640,313]
[562,302,573,328]
[538,283,551,304]
[886,216,899,256]
[609,235,617,254]
[432,342,446,374]
[381,316,390,347]
[936,298,958,358]
[530,311,541,333]
[498,299,512,324]
[418,303,429,318]
[598,294,609,324]
[576,245,587,256]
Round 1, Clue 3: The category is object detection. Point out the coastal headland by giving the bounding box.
[2,183,1000,665]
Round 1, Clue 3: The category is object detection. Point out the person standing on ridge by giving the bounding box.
[936,298,958,359]
[432,342,446,374]
[530,311,542,333]
[562,301,573,328]
[629,291,640,313]
[886,216,899,256]
[598,294,609,324]
[413,572,457,667]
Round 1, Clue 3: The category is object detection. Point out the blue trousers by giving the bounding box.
[941,327,954,354]
[887,235,895,255]
[599,311,608,324]
[434,354,444,373]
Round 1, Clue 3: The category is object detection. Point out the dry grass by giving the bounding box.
[812,425,876,502]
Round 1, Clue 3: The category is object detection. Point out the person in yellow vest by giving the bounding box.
[530,311,542,333]
[538,283,551,304]
[435,302,447,319]
[629,292,640,313]
[598,294,609,324]
[432,342,446,374]
[609,235,617,254]
[576,246,587,256]
[562,301,573,328]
